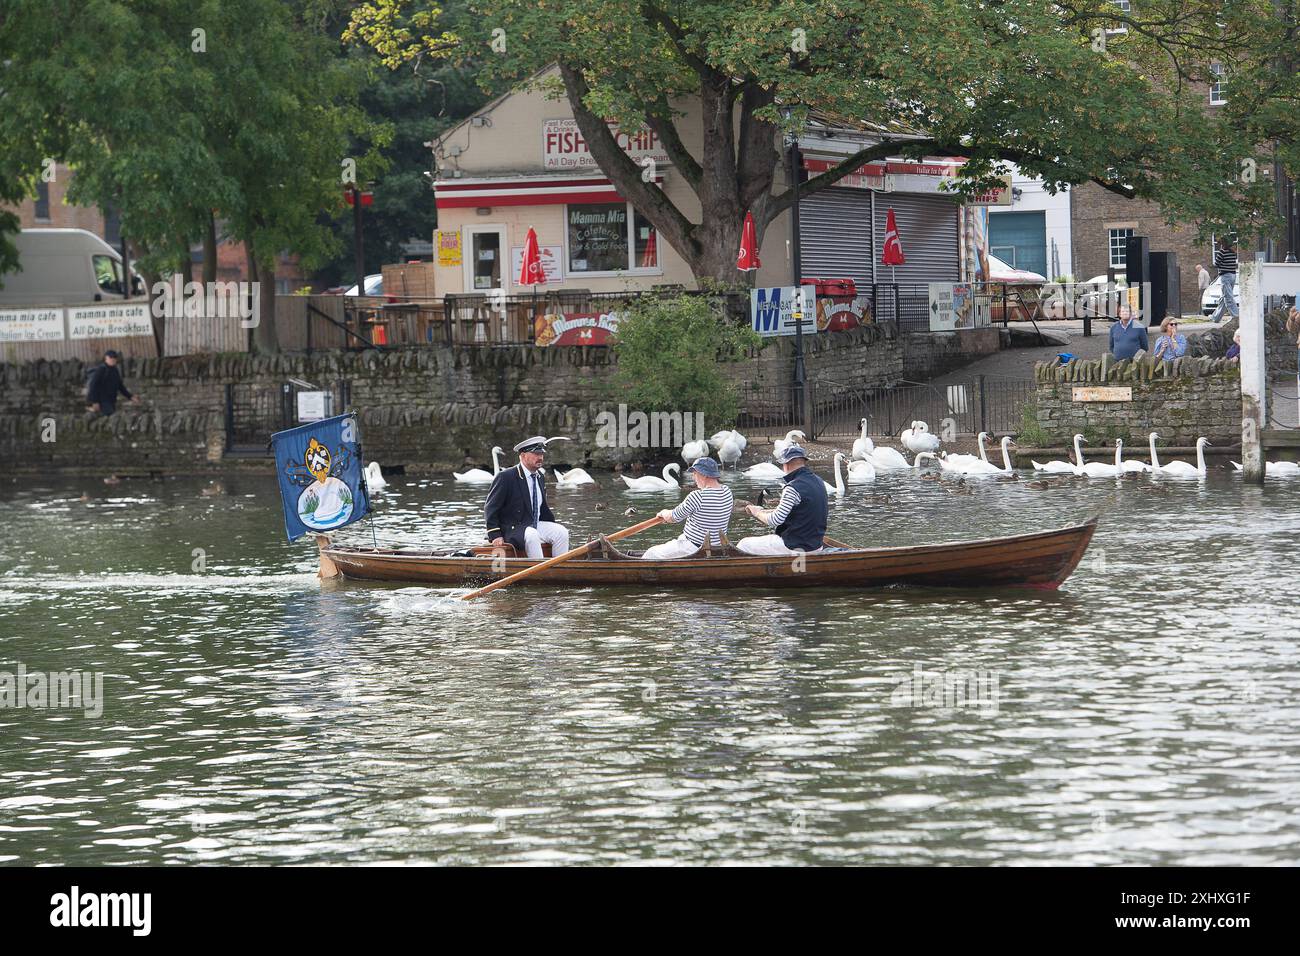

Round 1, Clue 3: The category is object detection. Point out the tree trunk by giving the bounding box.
[250,251,278,354]
[202,211,218,285]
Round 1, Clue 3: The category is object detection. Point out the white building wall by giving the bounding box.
[988,165,1074,281]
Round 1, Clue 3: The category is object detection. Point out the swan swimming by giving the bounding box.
[1031,435,1079,473]
[555,467,596,486]
[1150,434,1209,477]
[620,463,682,491]
[834,450,876,484]
[365,461,388,490]
[1075,437,1122,477]
[743,461,786,480]
[852,420,874,461]
[1230,459,1300,475]
[453,446,503,484]
[1115,438,1151,473]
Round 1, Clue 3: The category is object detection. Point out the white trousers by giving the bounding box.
[524,521,569,559]
[734,534,822,557]
[641,534,703,561]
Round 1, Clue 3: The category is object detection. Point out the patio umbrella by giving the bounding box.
[518,226,546,344]
[882,207,905,284]
[736,211,761,271]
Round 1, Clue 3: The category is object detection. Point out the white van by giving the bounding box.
[0,228,145,306]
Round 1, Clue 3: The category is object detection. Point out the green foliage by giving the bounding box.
[609,294,761,428]
[1018,403,1050,448]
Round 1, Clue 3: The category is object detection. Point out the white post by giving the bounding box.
[1238,260,1266,484]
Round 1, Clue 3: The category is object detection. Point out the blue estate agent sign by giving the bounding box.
[750,286,816,337]
[271,413,370,542]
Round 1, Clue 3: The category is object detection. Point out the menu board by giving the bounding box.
[0,307,64,343]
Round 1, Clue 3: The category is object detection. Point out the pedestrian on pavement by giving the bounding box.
[1152,318,1188,365]
[1108,304,1150,360]
[85,350,140,416]
[1195,264,1210,294]
[1208,236,1239,322]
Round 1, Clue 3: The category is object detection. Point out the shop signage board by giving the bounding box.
[542,119,670,170]
[0,306,64,342]
[534,310,625,346]
[510,244,564,283]
[929,283,982,331]
[1072,386,1133,403]
[68,302,154,339]
[750,286,816,337]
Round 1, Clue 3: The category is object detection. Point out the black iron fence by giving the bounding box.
[224,379,351,457]
[737,375,1035,443]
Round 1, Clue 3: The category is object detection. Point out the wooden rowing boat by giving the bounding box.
[318,518,1097,591]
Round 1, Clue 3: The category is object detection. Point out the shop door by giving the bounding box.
[463,225,508,293]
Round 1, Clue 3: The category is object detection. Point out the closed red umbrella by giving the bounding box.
[736,211,761,271]
[882,208,906,267]
[518,226,546,286]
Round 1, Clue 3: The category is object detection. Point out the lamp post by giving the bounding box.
[782,107,807,427]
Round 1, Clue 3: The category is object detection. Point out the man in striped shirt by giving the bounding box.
[1209,235,1239,323]
[642,457,734,560]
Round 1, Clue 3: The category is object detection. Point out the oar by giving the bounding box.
[461,515,666,600]
[822,535,858,550]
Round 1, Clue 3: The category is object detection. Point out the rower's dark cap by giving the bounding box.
[104,349,120,359]
[687,457,721,477]
[777,445,808,463]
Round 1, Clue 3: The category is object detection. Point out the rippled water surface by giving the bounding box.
[2,465,1298,865]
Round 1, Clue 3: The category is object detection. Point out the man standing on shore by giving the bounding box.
[1209,235,1239,323]
[85,350,140,416]
[1108,305,1149,360]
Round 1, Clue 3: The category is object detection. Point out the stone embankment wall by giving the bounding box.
[1033,354,1240,445]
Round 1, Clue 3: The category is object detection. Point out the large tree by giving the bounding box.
[350,0,1279,282]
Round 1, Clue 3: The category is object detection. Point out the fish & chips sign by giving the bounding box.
[542,119,669,170]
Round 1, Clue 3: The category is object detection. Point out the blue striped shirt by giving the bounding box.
[671,485,734,546]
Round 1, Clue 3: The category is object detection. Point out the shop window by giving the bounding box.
[566,202,659,274]
[34,181,50,221]
[1108,228,1134,269]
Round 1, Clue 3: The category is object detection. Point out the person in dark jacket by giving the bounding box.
[484,436,570,558]
[737,445,829,555]
[85,350,140,416]
[1108,305,1149,360]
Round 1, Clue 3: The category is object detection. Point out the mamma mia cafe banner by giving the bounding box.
[0,306,64,343]
[69,302,154,339]
[533,310,625,346]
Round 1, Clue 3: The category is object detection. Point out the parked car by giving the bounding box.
[343,274,383,297]
[0,228,145,306]
[1202,275,1229,316]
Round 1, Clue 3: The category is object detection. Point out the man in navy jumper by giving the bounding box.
[1108,306,1149,361]
[737,445,829,556]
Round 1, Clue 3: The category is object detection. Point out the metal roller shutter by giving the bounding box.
[873,193,961,282]
[798,188,874,285]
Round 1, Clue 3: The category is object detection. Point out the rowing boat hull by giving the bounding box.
[321,519,1096,591]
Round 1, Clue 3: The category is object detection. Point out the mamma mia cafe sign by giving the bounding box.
[542,119,670,171]
[0,306,64,342]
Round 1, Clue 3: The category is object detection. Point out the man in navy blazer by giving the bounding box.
[485,436,571,558]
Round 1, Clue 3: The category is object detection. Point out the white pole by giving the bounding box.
[1239,260,1266,485]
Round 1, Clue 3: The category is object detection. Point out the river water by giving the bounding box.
[2,465,1298,865]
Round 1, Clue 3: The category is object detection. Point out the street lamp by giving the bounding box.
[782,105,807,426]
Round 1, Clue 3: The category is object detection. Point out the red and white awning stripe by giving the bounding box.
[434,174,663,209]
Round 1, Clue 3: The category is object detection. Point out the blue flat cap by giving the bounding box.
[776,445,808,463]
[687,456,721,477]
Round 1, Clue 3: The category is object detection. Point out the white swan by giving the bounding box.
[365,461,388,490]
[867,444,911,470]
[942,432,991,470]
[774,429,806,459]
[901,421,941,454]
[1032,434,1079,473]
[937,436,1006,476]
[1076,438,1122,477]
[708,430,730,450]
[852,420,874,461]
[825,454,847,496]
[1230,460,1300,475]
[718,432,743,469]
[620,463,681,491]
[555,467,596,487]
[1150,434,1209,477]
[996,436,1017,473]
[743,461,786,480]
[453,446,503,484]
[681,439,711,463]
[1116,438,1150,473]
[836,451,876,484]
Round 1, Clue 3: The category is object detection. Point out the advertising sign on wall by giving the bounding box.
[542,119,670,171]
[436,230,462,267]
[533,310,625,346]
[0,307,64,343]
[929,283,981,331]
[750,287,816,338]
[68,303,154,339]
[815,295,873,332]
[510,244,564,283]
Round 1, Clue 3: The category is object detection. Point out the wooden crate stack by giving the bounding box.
[381,261,436,300]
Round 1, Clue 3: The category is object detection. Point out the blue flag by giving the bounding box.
[271,413,370,543]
